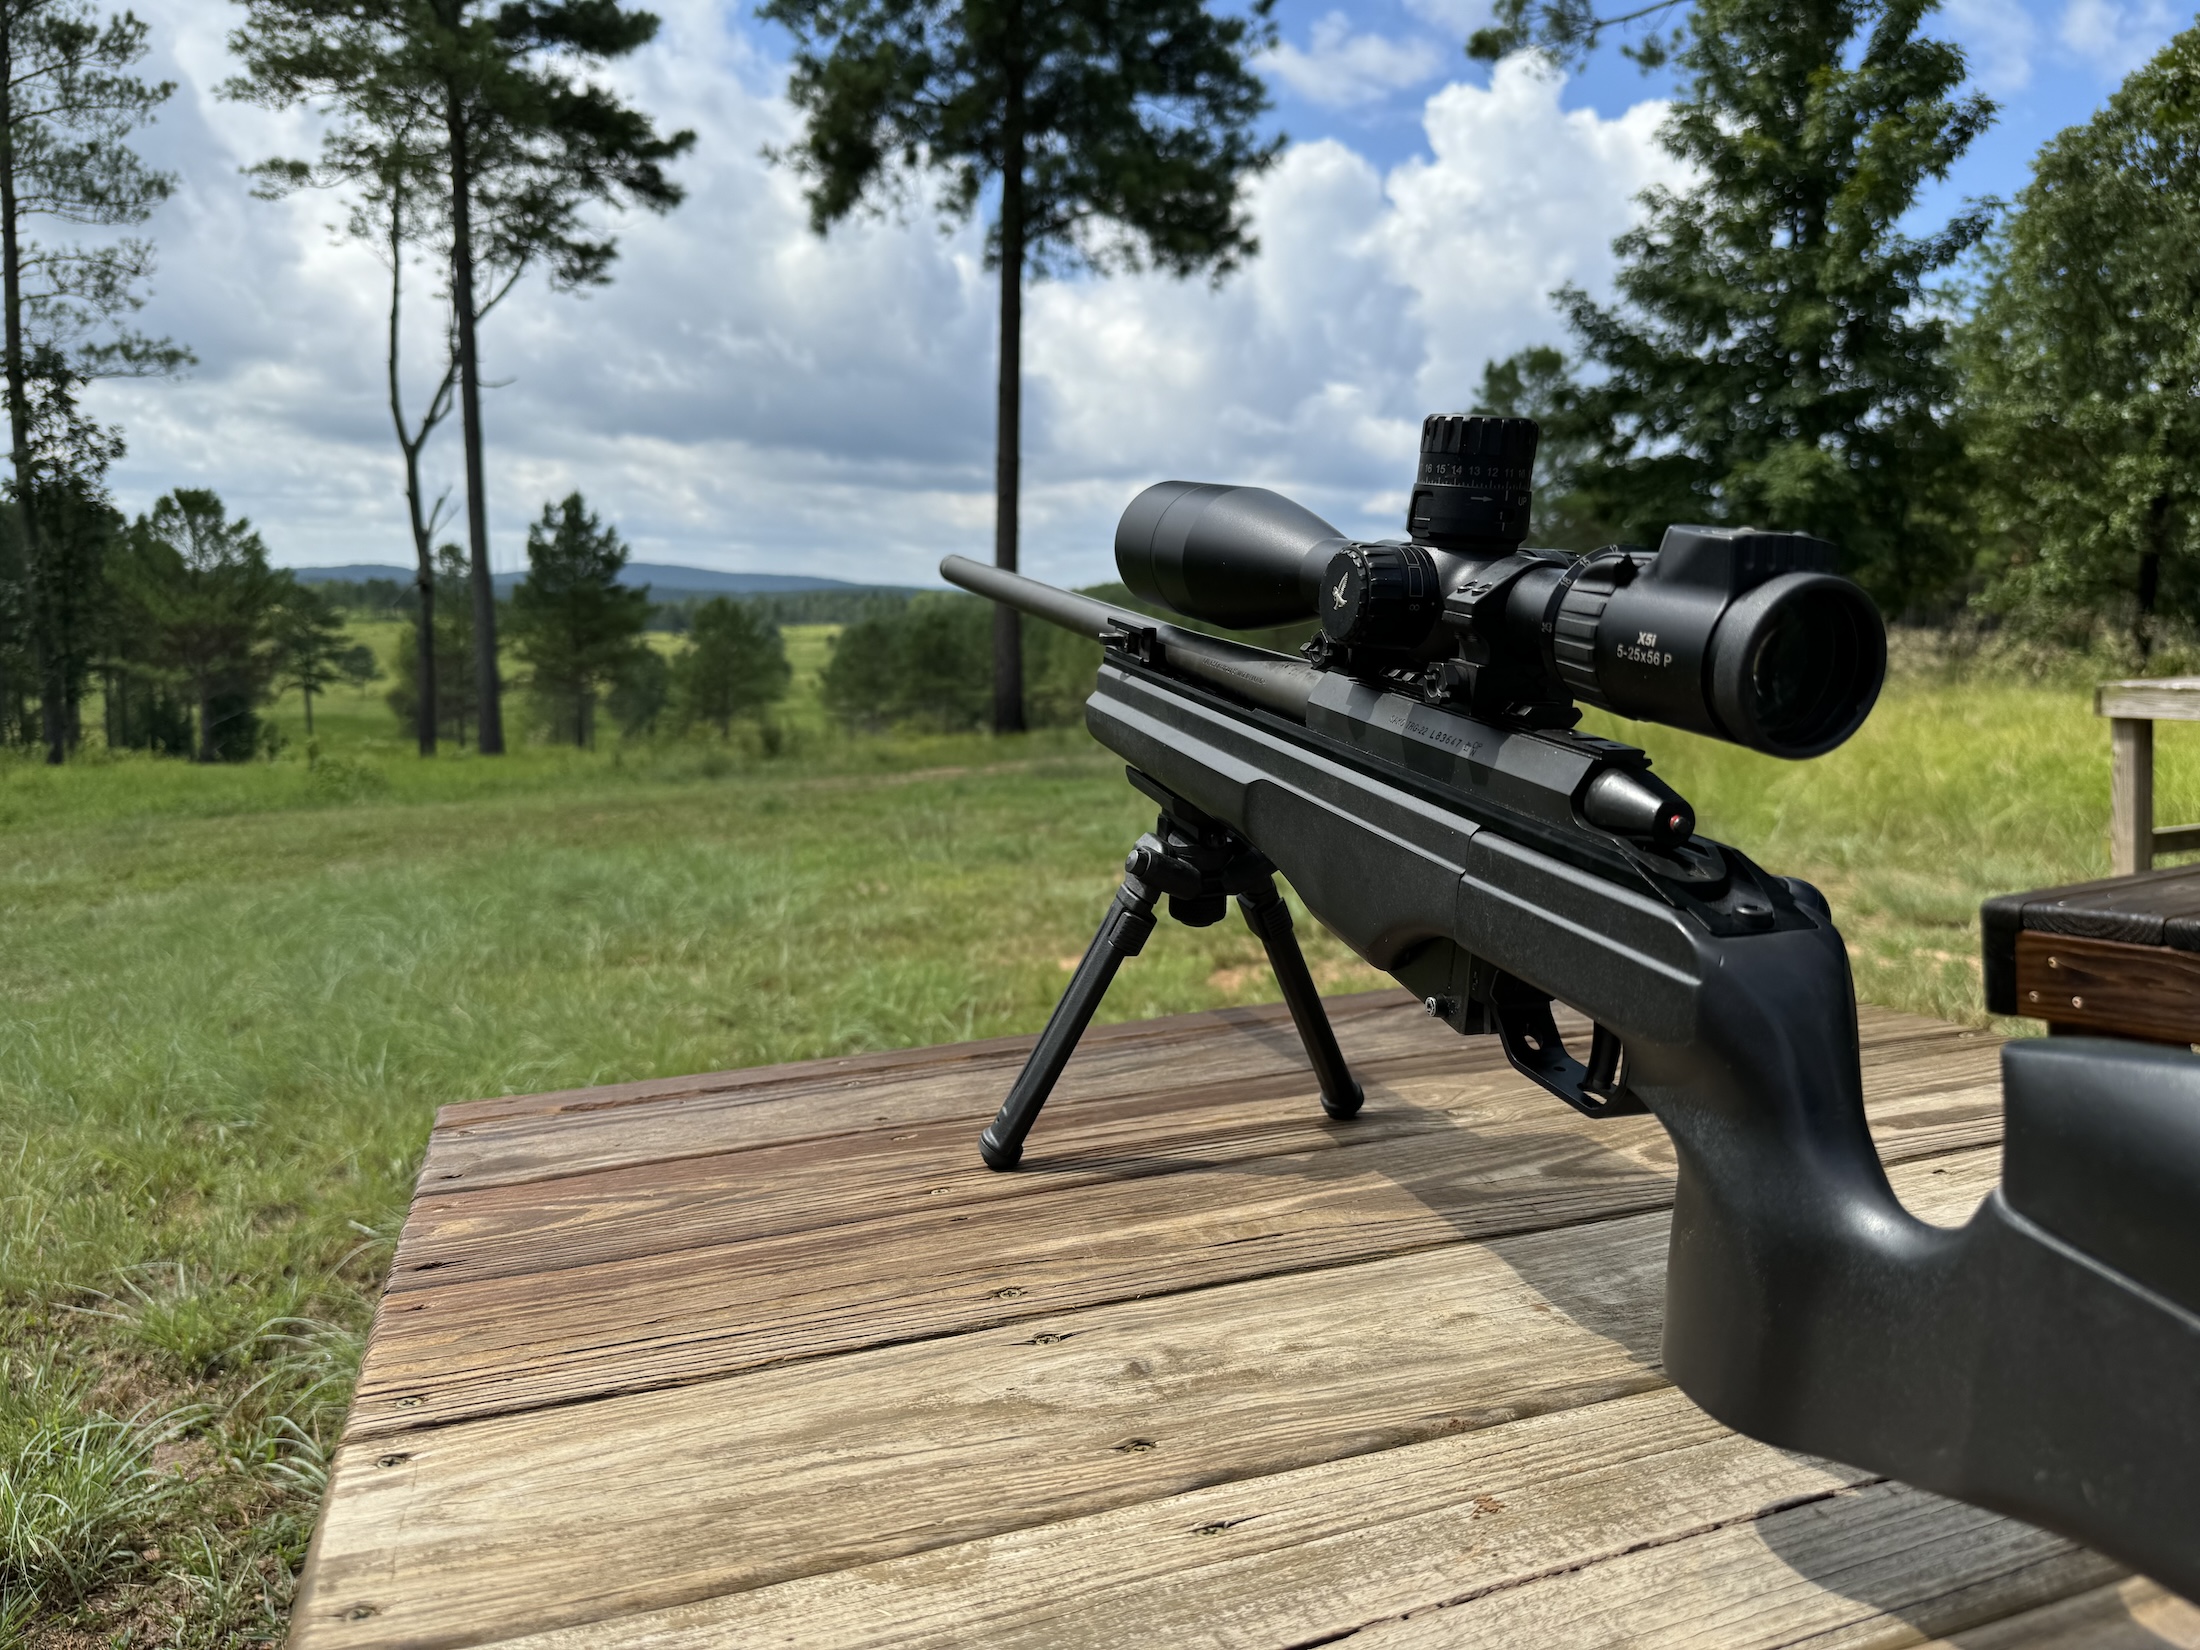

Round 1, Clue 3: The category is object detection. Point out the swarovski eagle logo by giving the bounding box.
[1332,573,1350,609]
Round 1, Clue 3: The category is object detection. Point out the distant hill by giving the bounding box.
[292,562,920,596]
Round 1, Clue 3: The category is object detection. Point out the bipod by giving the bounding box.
[978,778,1365,1171]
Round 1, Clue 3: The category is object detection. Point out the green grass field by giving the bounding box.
[4,625,2196,1641]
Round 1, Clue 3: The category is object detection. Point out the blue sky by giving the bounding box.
[89,0,2191,586]
[1247,0,2173,205]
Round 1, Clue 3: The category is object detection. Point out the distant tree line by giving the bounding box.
[393,492,796,750]
[0,486,378,759]
[306,577,922,632]
[815,584,1311,734]
[651,588,924,630]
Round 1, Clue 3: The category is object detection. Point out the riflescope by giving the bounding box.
[1116,415,1887,759]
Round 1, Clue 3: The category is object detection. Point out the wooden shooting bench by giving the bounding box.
[290,991,2200,1649]
[1984,862,2200,1045]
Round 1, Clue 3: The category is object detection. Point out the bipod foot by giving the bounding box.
[978,792,1364,1170]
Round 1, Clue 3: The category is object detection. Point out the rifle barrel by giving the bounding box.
[939,555,1321,720]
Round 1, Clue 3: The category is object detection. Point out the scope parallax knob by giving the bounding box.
[1320,542,1443,652]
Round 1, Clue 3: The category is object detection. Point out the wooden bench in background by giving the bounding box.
[2098,677,2200,875]
[288,991,2200,1648]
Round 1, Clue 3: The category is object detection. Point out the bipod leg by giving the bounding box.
[1237,875,1364,1119]
[979,867,1160,1171]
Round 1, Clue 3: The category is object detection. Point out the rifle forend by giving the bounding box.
[941,498,2200,1598]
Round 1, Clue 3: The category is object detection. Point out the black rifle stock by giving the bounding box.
[940,550,2200,1601]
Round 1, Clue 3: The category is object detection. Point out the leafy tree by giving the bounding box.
[0,363,124,750]
[822,595,989,732]
[111,490,282,762]
[1963,23,2200,659]
[272,580,349,736]
[672,596,790,737]
[229,0,695,757]
[1474,346,1613,553]
[820,593,1098,731]
[338,637,382,692]
[508,492,649,747]
[607,643,668,739]
[762,0,1281,733]
[1467,0,1689,70]
[1,457,117,748]
[0,0,188,762]
[1483,0,1992,614]
[385,541,478,745]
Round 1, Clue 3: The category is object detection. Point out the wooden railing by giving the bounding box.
[2098,678,2200,874]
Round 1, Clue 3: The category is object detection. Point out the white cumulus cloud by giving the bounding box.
[2058,0,2178,76]
[1944,0,2040,94]
[1263,13,1445,109]
[86,3,1676,588]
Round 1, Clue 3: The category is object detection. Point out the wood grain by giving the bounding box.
[1940,1580,2200,1648]
[468,1461,2117,1650]
[288,1152,2003,1650]
[2095,679,2200,720]
[2015,929,2200,1043]
[383,1025,2001,1294]
[1338,1477,2112,1649]
[442,1393,1886,1650]
[415,991,1444,1193]
[413,999,1972,1195]
[348,1053,2002,1439]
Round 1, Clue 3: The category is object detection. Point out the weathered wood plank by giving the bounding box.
[385,1027,2001,1294]
[415,999,1977,1195]
[2096,678,2200,722]
[449,1420,2120,1650]
[1939,1580,2200,1648]
[1335,1477,2112,1649]
[350,1050,2003,1437]
[432,991,1423,1130]
[289,1153,2001,1649]
[478,1513,2198,1650]
[417,991,1442,1192]
[410,1394,1878,1650]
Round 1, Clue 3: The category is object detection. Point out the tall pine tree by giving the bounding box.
[760,0,1281,733]
[0,0,187,761]
[508,492,649,747]
[230,0,693,756]
[1488,0,1991,614]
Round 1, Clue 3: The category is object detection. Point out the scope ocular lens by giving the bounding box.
[1708,575,1885,759]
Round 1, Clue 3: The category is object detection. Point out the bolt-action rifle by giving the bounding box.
[942,414,2200,1600]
